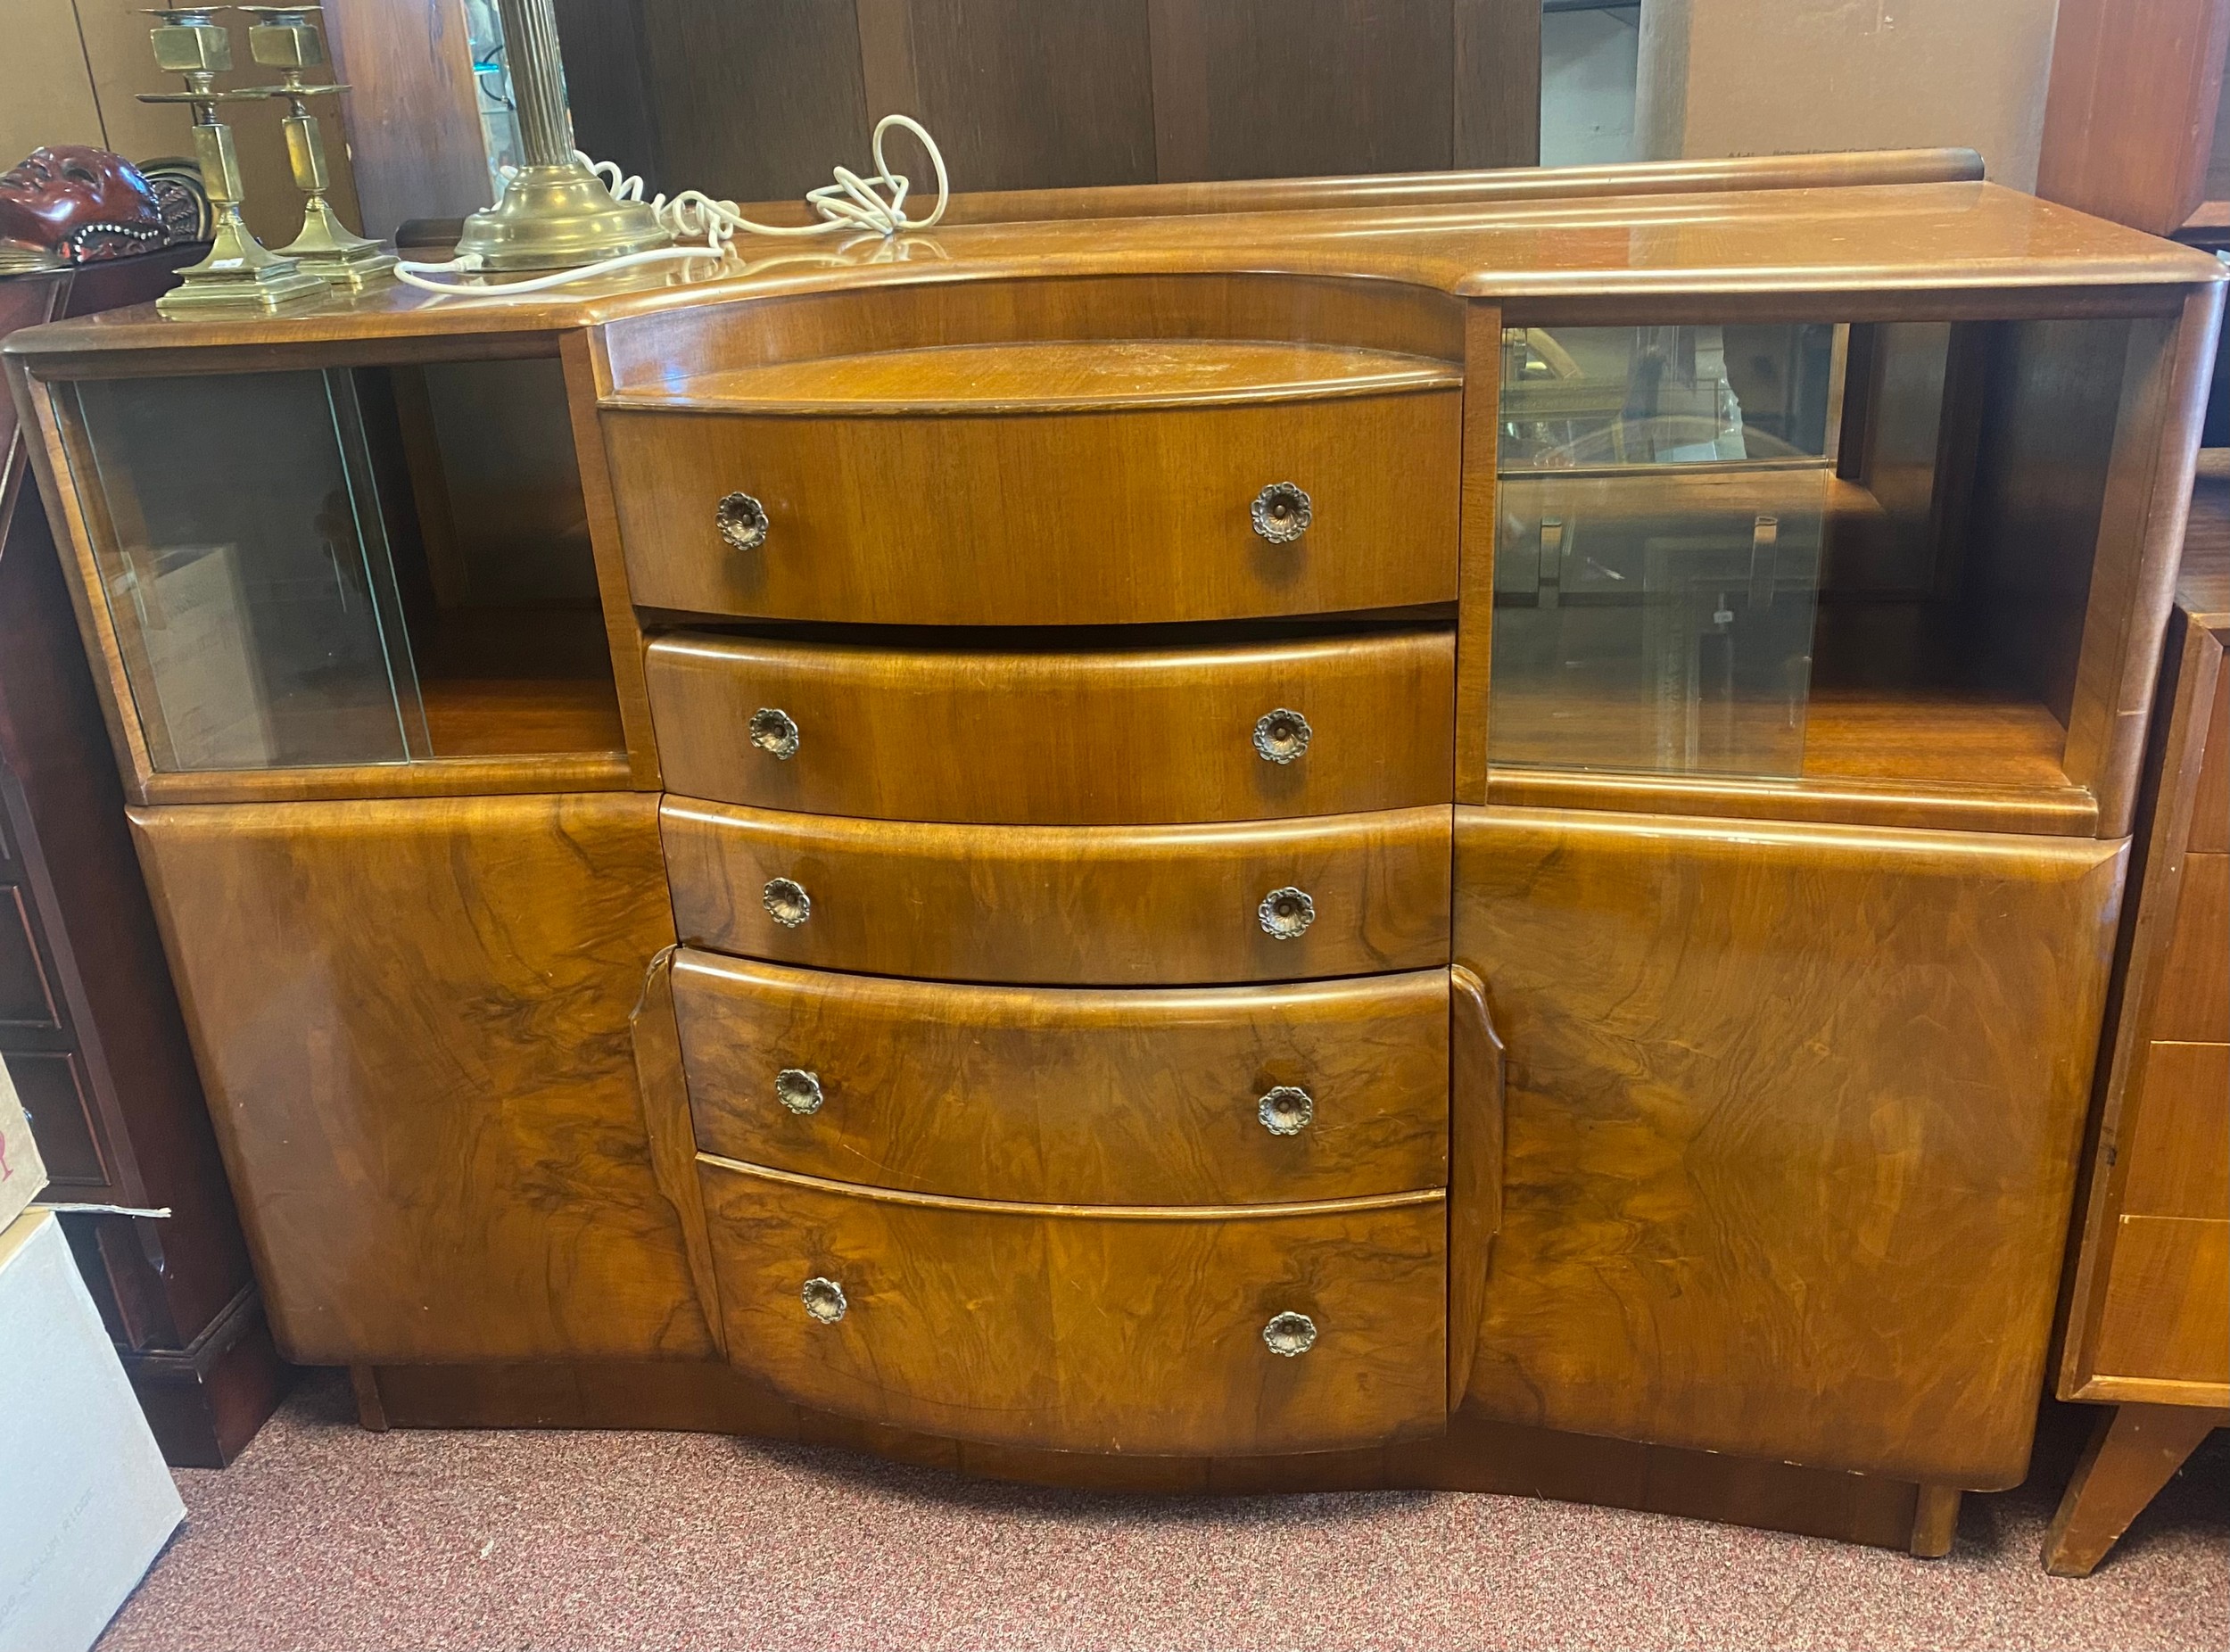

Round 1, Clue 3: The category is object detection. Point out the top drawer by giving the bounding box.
[601,342,1461,626]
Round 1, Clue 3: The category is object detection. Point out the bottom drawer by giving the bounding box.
[699,1156,1448,1455]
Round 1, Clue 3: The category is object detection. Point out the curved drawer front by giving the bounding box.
[604,395,1459,625]
[698,1158,1447,1455]
[661,800,1452,985]
[645,629,1455,824]
[674,952,1450,1204]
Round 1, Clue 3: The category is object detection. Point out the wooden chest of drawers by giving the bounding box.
[627,336,1469,1458]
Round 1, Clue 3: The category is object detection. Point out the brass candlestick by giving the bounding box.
[139,6,325,315]
[239,4,396,291]
[451,0,670,270]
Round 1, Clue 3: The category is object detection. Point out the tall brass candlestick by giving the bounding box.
[139,5,326,315]
[450,0,671,270]
[239,4,396,291]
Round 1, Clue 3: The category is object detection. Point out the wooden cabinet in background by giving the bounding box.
[0,259,285,1467]
[2045,458,2230,1575]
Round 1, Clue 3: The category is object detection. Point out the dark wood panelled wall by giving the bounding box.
[552,0,1541,201]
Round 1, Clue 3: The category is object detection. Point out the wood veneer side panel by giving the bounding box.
[2036,0,2230,237]
[2060,612,2226,1397]
[560,330,662,790]
[1456,805,2126,1487]
[127,793,705,1365]
[1452,0,1540,169]
[2069,287,2225,836]
[1455,301,1500,804]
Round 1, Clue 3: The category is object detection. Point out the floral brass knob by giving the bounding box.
[1258,887,1315,940]
[1258,1086,1314,1136]
[1253,707,1311,764]
[749,706,800,760]
[776,1068,823,1115]
[1251,483,1311,544]
[802,1276,847,1324]
[1262,1311,1317,1357]
[763,877,811,928]
[716,491,770,552]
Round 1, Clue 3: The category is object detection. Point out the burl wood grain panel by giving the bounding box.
[697,1156,1447,1455]
[1454,805,2125,1488]
[128,795,706,1364]
[643,627,1454,825]
[602,390,1459,624]
[662,800,1451,986]
[672,951,1448,1205]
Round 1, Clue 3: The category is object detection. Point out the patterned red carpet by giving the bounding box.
[95,1370,2227,1651]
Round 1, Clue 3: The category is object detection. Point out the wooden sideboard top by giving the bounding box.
[4,175,2221,368]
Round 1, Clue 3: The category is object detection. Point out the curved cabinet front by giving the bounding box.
[673,951,1450,1205]
[697,1156,1448,1456]
[662,800,1452,985]
[643,627,1455,824]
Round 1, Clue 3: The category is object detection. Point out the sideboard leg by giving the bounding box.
[350,1365,391,1433]
[2043,1402,2226,1575]
[1908,1483,1962,1557]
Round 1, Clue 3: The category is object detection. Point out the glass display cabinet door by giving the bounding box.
[1491,323,1836,780]
[69,369,428,772]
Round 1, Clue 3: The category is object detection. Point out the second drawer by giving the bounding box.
[662,800,1452,985]
[673,951,1450,1204]
[643,627,1455,824]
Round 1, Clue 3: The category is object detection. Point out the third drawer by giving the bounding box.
[643,627,1455,824]
[662,799,1452,986]
[673,950,1450,1205]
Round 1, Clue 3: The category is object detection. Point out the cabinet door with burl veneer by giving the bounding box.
[1454,805,2125,1489]
[661,800,1451,985]
[601,342,1459,626]
[643,628,1454,824]
[672,952,1450,1205]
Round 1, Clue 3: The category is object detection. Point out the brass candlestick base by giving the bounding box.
[140,8,325,317]
[453,162,671,271]
[241,7,396,292]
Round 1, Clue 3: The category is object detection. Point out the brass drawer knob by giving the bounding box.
[1252,708,1311,764]
[801,1276,847,1324]
[763,877,812,928]
[748,706,800,759]
[1251,482,1311,544]
[1262,1310,1317,1357]
[716,491,770,552]
[776,1068,823,1115]
[1258,1085,1314,1136]
[1257,886,1315,940]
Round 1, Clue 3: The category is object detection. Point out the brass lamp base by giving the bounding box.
[452,162,671,272]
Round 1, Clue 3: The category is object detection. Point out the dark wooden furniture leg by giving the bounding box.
[2043,1403,2226,1575]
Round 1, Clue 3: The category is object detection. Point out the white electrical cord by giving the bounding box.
[395,113,948,298]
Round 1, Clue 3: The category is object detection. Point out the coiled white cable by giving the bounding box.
[394,114,947,298]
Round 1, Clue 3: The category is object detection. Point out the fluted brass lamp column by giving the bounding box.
[241,5,396,290]
[141,5,326,315]
[452,0,669,271]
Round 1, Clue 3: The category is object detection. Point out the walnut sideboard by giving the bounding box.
[5,153,2220,1554]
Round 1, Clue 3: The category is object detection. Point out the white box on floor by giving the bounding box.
[0,1208,184,1652]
